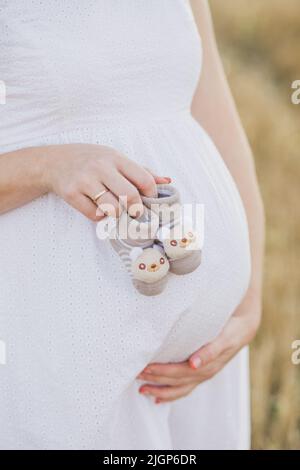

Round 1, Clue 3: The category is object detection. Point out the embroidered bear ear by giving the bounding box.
[129,247,144,262]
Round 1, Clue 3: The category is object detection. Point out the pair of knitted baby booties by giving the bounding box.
[100,184,202,296]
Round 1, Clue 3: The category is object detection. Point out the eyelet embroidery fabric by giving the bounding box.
[0,0,251,449]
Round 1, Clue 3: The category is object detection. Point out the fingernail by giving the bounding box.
[144,367,152,374]
[139,388,149,395]
[96,207,105,216]
[163,177,172,183]
[155,398,161,404]
[191,357,202,369]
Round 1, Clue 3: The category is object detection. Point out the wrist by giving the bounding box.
[38,144,60,193]
[235,283,262,338]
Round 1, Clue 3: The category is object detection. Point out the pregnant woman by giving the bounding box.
[0,0,264,450]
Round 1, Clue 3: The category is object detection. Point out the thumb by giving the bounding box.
[189,337,224,370]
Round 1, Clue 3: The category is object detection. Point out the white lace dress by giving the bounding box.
[0,0,251,449]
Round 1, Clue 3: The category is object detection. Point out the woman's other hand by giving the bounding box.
[137,288,261,403]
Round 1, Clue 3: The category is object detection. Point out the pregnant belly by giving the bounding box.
[0,112,251,371]
[0,113,250,448]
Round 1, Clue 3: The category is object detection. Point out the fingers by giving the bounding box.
[101,171,144,217]
[137,371,194,387]
[67,149,172,219]
[144,167,172,185]
[140,362,196,380]
[139,383,196,403]
[137,341,229,404]
[137,320,243,405]
[188,314,251,371]
[88,167,171,218]
[188,313,253,373]
[189,339,225,370]
[96,190,122,218]
[138,360,223,399]
[69,194,104,222]
[83,181,121,218]
[96,206,105,218]
[152,176,172,185]
[117,159,158,198]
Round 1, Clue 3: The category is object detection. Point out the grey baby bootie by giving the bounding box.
[109,208,170,296]
[142,184,202,275]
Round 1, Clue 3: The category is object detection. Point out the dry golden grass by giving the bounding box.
[210,0,300,449]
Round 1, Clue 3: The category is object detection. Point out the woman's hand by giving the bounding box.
[137,288,261,403]
[45,143,170,221]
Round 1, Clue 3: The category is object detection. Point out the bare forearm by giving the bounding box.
[191,0,265,295]
[192,73,265,294]
[0,143,168,220]
[0,146,49,214]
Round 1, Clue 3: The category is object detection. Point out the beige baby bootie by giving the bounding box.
[142,184,202,275]
[109,208,170,296]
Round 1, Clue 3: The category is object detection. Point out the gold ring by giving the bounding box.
[93,188,108,204]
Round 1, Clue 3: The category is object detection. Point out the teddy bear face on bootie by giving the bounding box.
[130,247,169,283]
[159,227,200,260]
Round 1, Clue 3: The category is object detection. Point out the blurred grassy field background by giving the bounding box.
[209,0,300,449]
